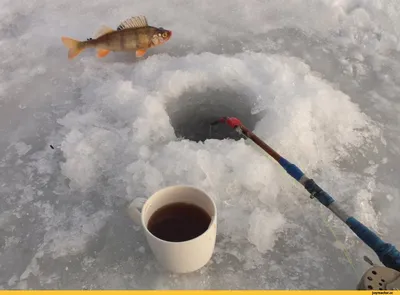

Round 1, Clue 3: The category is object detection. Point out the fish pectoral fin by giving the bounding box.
[117,16,148,31]
[93,25,114,38]
[135,49,147,57]
[97,49,111,58]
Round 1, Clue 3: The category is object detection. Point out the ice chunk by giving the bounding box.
[247,208,286,254]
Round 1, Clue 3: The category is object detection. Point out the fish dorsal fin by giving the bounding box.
[117,15,148,31]
[94,25,114,38]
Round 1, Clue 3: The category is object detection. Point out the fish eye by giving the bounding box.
[162,32,167,37]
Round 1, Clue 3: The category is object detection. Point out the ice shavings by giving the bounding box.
[247,208,286,254]
[1,0,400,289]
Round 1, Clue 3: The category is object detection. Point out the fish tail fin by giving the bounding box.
[61,36,85,59]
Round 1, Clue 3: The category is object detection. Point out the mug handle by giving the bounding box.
[127,197,147,226]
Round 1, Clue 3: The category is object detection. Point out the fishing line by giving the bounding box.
[318,205,358,277]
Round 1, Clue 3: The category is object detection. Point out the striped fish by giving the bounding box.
[61,15,172,59]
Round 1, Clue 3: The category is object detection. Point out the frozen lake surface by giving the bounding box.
[1,0,400,290]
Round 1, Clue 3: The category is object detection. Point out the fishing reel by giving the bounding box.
[357,256,400,290]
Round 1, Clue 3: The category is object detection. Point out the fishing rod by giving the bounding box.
[210,116,400,290]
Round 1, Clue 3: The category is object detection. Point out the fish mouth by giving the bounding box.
[166,30,172,40]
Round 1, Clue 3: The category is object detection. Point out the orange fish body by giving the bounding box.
[61,16,172,59]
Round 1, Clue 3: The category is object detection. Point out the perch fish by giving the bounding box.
[61,15,172,59]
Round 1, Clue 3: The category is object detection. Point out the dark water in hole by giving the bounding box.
[166,89,265,142]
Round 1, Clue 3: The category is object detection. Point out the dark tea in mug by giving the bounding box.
[147,202,212,242]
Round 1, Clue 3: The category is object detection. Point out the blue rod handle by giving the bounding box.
[346,217,400,271]
[277,157,400,271]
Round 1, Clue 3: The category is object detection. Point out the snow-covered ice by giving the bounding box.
[1,0,400,290]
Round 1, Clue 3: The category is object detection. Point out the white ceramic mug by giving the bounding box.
[127,185,217,274]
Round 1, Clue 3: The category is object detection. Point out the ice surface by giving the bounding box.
[1,0,400,290]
